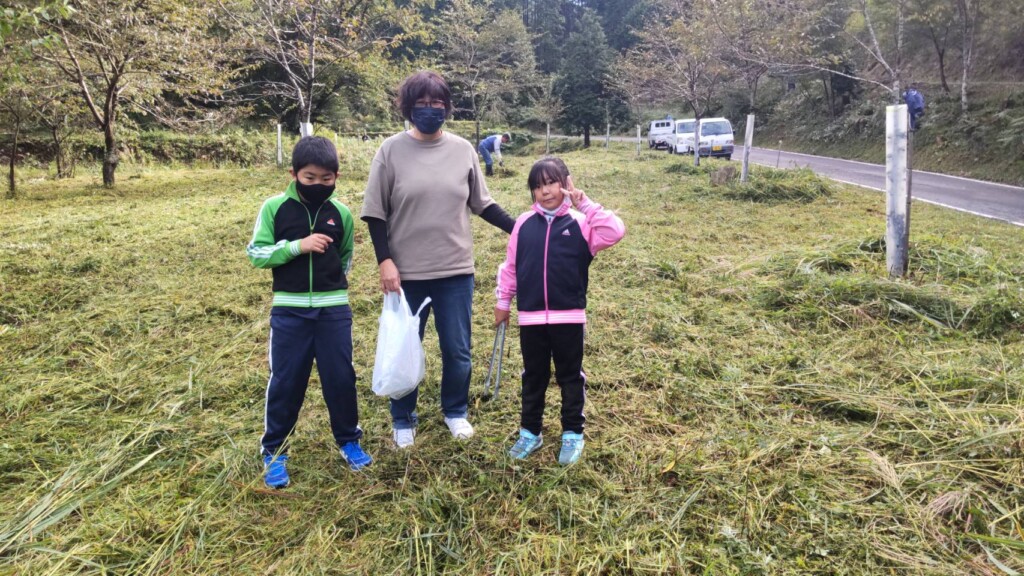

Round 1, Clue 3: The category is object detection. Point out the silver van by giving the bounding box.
[647,119,674,149]
[667,117,734,159]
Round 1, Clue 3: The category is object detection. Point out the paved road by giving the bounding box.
[739,146,1024,227]
[564,135,1024,226]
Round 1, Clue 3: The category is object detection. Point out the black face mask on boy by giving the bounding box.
[295,181,335,205]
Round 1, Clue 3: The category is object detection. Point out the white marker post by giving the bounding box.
[546,122,550,155]
[885,104,913,278]
[299,122,313,137]
[741,114,755,182]
[605,122,610,149]
[636,124,641,157]
[692,119,701,167]
[276,124,282,167]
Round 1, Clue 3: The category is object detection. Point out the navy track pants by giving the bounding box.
[260,305,361,456]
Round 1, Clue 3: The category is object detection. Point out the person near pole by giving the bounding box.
[478,132,511,176]
[494,157,626,465]
[361,70,516,449]
[903,84,926,131]
[246,136,372,488]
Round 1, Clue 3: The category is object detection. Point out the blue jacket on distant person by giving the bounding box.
[478,133,510,175]
[903,87,926,130]
[904,88,925,113]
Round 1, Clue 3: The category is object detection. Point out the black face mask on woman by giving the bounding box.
[295,181,335,205]
[410,107,446,135]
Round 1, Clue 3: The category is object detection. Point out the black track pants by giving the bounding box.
[518,323,586,436]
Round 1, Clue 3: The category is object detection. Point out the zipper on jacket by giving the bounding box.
[543,217,552,323]
[302,202,325,307]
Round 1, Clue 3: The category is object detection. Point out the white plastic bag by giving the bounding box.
[371,290,431,400]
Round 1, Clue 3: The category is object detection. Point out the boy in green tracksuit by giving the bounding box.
[246,136,372,489]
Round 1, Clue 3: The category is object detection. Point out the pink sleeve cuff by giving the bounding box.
[577,195,596,213]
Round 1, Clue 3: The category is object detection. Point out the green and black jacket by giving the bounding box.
[246,181,355,308]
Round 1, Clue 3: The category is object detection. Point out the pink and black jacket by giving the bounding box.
[495,196,625,325]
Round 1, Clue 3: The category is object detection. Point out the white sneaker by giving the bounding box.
[393,427,415,448]
[444,417,475,440]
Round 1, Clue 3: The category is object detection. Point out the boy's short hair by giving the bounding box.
[292,136,339,173]
[396,71,453,121]
[502,132,511,141]
[527,157,568,191]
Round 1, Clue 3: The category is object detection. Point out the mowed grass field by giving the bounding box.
[1,139,1022,575]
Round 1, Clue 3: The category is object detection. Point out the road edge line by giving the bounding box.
[749,161,1024,227]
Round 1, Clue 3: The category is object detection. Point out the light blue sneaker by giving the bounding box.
[263,454,290,488]
[508,429,543,460]
[340,441,373,471]
[558,432,584,466]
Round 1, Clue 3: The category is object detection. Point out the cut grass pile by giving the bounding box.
[1,141,1022,574]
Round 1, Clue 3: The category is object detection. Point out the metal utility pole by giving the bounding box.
[885,104,913,277]
[741,114,755,182]
[276,124,283,167]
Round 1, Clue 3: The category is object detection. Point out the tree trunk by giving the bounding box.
[894,0,905,101]
[583,125,590,148]
[957,0,976,114]
[938,49,949,94]
[822,74,834,120]
[7,118,19,199]
[960,64,969,113]
[102,122,118,188]
[52,125,66,179]
[930,29,951,94]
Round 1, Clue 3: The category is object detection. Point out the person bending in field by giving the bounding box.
[494,157,626,465]
[246,136,372,489]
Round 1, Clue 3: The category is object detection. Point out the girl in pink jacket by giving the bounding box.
[494,157,625,465]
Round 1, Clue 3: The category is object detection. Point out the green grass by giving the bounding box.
[1,141,1022,574]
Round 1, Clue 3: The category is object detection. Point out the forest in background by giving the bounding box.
[2,0,1024,189]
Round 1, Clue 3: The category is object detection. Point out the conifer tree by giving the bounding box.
[555,9,611,147]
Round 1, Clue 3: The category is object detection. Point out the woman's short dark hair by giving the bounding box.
[396,71,453,121]
[292,136,339,173]
[527,157,568,191]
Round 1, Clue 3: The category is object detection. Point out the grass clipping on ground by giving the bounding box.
[1,142,1022,575]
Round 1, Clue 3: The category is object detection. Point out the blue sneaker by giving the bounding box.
[508,429,543,460]
[263,454,290,488]
[558,433,584,466]
[340,441,373,471]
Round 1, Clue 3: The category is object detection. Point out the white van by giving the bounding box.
[665,119,695,155]
[667,117,734,159]
[647,119,674,149]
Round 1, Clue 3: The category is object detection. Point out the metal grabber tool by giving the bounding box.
[482,321,507,400]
